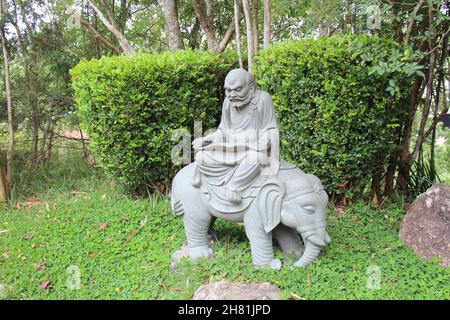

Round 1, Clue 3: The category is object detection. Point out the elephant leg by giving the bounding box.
[273,225,304,259]
[243,210,281,269]
[208,217,218,243]
[183,207,213,260]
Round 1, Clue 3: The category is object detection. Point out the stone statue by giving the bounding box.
[192,69,280,204]
[171,69,330,269]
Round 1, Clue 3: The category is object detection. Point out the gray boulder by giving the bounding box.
[399,183,450,267]
[192,279,282,300]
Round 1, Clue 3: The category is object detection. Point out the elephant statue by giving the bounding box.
[170,160,331,269]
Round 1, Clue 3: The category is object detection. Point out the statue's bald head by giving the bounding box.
[224,69,255,108]
[225,69,255,87]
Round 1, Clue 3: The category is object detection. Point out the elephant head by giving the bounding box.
[257,172,331,268]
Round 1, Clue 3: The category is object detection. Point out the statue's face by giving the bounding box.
[224,71,254,108]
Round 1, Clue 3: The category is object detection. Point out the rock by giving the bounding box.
[192,280,282,300]
[399,183,450,267]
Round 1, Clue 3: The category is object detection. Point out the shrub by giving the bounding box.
[254,35,416,199]
[71,51,235,192]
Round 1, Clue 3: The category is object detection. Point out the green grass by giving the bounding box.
[0,156,449,299]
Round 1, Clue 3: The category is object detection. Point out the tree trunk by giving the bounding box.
[405,0,426,45]
[217,11,243,53]
[30,111,39,162]
[78,123,90,164]
[409,40,436,167]
[0,149,8,202]
[396,77,423,191]
[192,0,243,53]
[40,126,48,162]
[234,0,243,68]
[1,26,14,192]
[157,0,185,51]
[192,0,219,51]
[263,0,271,49]
[43,115,55,164]
[429,123,436,182]
[45,127,54,165]
[9,4,40,165]
[370,172,382,207]
[399,4,438,191]
[384,162,395,197]
[384,129,403,197]
[242,0,254,73]
[87,0,135,55]
[93,10,101,58]
[251,0,259,54]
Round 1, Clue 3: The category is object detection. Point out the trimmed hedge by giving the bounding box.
[71,51,235,192]
[254,35,415,198]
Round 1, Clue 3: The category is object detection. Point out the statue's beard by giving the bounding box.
[230,101,248,108]
[229,92,254,108]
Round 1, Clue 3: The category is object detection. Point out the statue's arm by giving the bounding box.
[204,129,223,143]
[257,92,279,149]
[258,92,281,174]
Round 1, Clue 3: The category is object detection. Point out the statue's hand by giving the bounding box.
[257,136,270,150]
[192,136,212,149]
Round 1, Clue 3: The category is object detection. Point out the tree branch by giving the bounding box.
[409,3,438,164]
[60,0,120,54]
[192,0,218,51]
[87,0,135,55]
[405,0,426,45]
[217,10,244,53]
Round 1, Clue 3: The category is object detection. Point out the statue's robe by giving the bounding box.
[194,90,281,214]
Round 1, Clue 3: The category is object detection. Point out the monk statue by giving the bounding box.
[192,68,280,205]
[170,69,330,269]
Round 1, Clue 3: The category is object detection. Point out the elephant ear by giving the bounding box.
[256,179,286,233]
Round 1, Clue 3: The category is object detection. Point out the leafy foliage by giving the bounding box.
[254,35,416,198]
[407,149,441,201]
[71,50,236,192]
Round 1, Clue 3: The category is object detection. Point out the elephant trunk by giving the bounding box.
[293,239,322,268]
[293,228,324,268]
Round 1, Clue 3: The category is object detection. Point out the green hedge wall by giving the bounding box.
[71,51,235,192]
[254,35,415,198]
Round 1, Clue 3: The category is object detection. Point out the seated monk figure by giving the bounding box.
[192,69,280,204]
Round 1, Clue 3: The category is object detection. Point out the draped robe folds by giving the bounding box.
[194,90,281,214]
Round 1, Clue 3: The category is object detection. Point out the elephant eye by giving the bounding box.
[302,205,315,214]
